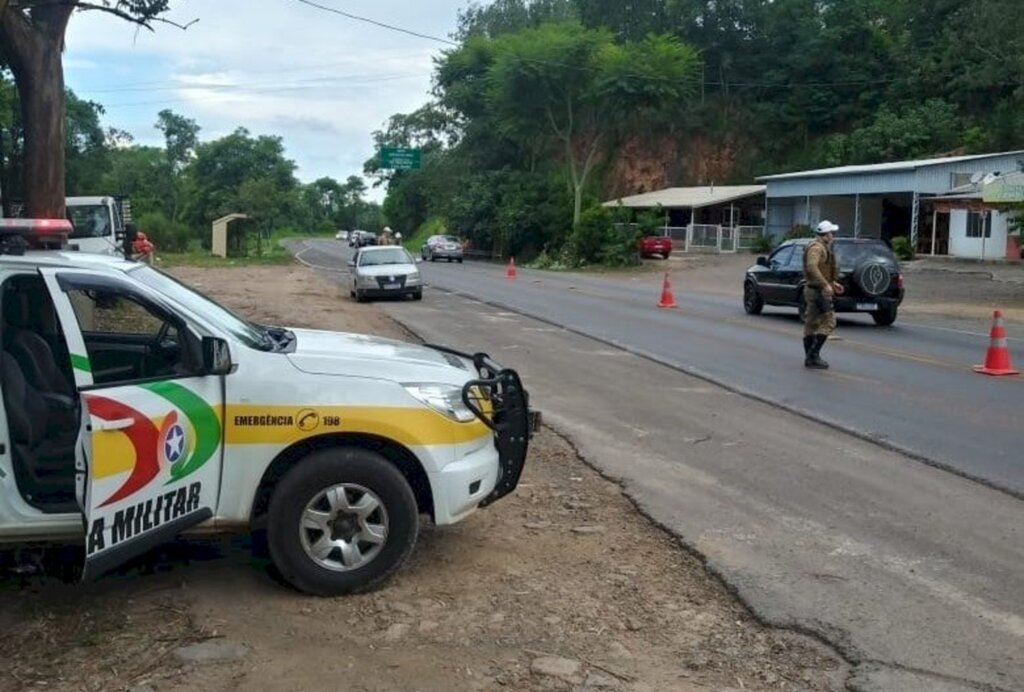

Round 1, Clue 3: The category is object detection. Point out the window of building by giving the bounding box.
[966,212,992,239]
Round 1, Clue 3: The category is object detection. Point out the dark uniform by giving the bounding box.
[802,236,838,368]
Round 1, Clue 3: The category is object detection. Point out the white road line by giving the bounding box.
[902,320,1023,341]
[291,242,346,273]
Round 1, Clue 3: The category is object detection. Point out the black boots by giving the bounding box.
[804,334,829,369]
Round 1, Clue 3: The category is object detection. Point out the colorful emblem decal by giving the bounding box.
[88,381,221,507]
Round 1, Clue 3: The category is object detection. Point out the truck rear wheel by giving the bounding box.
[266,448,419,596]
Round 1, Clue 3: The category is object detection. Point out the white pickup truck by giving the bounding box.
[0,221,537,595]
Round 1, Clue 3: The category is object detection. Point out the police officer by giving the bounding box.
[803,220,844,369]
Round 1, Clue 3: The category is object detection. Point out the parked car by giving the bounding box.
[349,246,423,302]
[0,220,537,595]
[743,237,905,326]
[421,235,464,263]
[335,229,349,241]
[638,234,673,259]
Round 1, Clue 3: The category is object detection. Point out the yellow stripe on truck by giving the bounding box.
[225,405,491,447]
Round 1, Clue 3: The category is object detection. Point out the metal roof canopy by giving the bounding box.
[603,185,765,210]
[758,151,1024,198]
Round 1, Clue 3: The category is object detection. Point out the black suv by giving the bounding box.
[743,238,905,326]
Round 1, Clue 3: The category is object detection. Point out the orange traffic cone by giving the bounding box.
[658,272,678,309]
[974,310,1019,376]
[506,257,517,280]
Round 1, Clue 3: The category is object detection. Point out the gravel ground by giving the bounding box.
[0,264,844,692]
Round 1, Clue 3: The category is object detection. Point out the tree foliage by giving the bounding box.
[0,0,186,216]
[370,0,1024,265]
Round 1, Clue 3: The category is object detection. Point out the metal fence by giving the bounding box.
[736,225,765,250]
[614,222,766,254]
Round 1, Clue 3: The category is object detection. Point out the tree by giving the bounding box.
[64,90,109,195]
[184,127,297,230]
[485,23,700,224]
[99,145,171,219]
[0,1,185,217]
[155,108,199,221]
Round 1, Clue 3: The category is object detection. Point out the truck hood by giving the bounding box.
[285,328,471,385]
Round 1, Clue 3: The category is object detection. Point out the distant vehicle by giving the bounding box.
[744,237,905,326]
[421,235,464,263]
[638,234,672,259]
[65,196,131,257]
[348,246,423,302]
[1,195,131,257]
[335,229,349,241]
[349,230,377,248]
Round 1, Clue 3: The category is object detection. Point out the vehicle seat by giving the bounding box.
[2,284,79,427]
[1,351,78,513]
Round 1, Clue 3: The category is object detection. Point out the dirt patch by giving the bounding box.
[0,264,844,692]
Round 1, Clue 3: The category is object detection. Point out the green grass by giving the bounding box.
[156,251,295,268]
[156,227,345,267]
[402,217,447,253]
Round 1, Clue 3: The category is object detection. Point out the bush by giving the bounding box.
[136,211,191,253]
[785,224,813,240]
[599,224,642,267]
[891,235,915,261]
[750,233,775,254]
[564,206,613,266]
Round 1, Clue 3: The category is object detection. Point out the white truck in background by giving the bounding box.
[65,196,133,257]
[0,192,131,257]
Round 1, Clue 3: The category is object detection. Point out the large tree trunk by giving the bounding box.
[0,4,75,218]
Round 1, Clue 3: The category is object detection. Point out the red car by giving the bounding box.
[638,234,673,259]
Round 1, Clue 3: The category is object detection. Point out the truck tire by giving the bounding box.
[266,448,419,597]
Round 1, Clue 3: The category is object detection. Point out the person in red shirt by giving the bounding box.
[132,231,155,264]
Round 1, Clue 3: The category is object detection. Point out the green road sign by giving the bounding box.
[380,147,422,170]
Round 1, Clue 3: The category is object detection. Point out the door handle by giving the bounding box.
[94,417,134,432]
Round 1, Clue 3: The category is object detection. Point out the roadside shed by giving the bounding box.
[758,151,1024,256]
[603,185,766,252]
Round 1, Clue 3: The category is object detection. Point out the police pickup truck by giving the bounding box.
[0,219,537,595]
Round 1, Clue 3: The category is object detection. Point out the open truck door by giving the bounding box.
[39,268,226,580]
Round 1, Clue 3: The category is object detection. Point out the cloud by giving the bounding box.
[63,0,465,196]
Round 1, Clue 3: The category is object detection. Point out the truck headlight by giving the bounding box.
[403,384,476,423]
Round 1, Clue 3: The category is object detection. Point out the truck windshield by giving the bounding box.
[66,204,113,240]
[131,266,272,350]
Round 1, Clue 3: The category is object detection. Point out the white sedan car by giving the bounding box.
[349,246,423,302]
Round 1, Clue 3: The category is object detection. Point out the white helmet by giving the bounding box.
[815,220,839,235]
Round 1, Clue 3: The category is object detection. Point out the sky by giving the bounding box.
[64,0,471,201]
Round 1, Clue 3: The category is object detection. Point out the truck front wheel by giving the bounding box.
[266,448,419,596]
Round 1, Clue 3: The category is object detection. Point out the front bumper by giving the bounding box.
[426,345,539,507]
[358,287,421,298]
[431,250,463,259]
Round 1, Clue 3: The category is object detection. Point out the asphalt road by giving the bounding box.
[292,239,1024,691]
[298,239,1024,497]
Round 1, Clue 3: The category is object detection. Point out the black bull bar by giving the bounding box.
[426,345,540,506]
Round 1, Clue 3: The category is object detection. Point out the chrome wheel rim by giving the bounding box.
[299,483,388,571]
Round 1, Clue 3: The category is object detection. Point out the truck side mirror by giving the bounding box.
[202,336,234,375]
